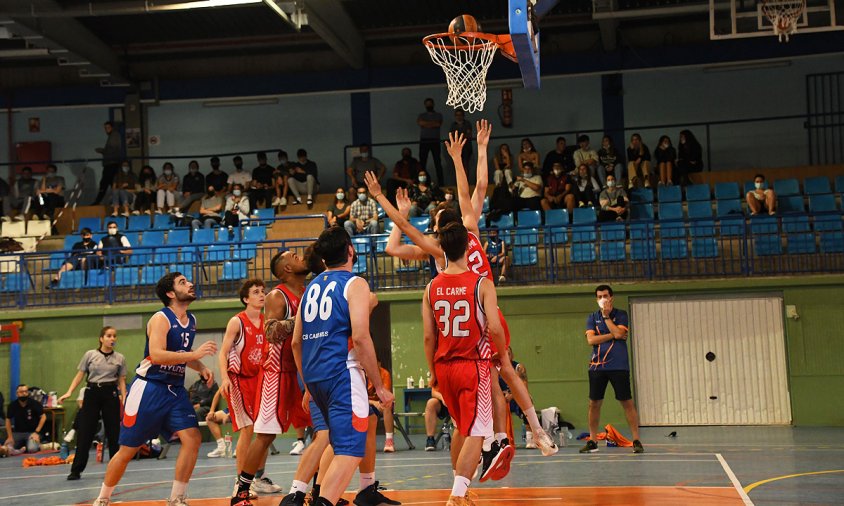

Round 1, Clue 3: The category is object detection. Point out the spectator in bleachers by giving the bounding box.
[626,133,652,189]
[387,147,420,204]
[326,188,351,228]
[654,135,676,187]
[746,174,777,216]
[249,152,275,211]
[571,164,602,208]
[598,174,629,222]
[676,130,703,186]
[449,110,474,184]
[227,156,251,193]
[0,175,9,222]
[205,390,231,458]
[441,188,459,216]
[345,186,379,236]
[191,185,224,230]
[409,170,441,217]
[38,163,65,221]
[574,135,600,179]
[273,150,290,207]
[224,183,250,228]
[155,162,180,214]
[597,135,624,187]
[511,161,543,211]
[4,166,39,221]
[133,165,156,215]
[174,160,205,218]
[49,227,98,288]
[542,162,574,213]
[4,384,45,455]
[288,148,320,207]
[206,157,228,195]
[418,98,445,186]
[188,377,218,425]
[93,121,122,206]
[542,137,575,179]
[347,144,387,197]
[110,161,136,218]
[518,138,541,175]
[97,221,133,265]
[484,226,509,284]
[494,143,514,186]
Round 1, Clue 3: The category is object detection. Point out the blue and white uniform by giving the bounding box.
[120,307,199,447]
[300,270,369,457]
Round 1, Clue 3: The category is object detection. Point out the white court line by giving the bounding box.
[716,453,754,506]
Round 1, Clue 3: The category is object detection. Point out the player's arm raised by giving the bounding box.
[385,188,429,261]
[421,283,438,388]
[472,119,492,220]
[447,131,480,236]
[216,316,240,399]
[348,277,393,410]
[479,278,506,356]
[148,312,216,365]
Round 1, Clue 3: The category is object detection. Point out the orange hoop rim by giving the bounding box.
[422,32,517,62]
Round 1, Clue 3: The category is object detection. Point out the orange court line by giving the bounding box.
[89,485,745,505]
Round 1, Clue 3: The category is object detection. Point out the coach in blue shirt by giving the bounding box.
[579,284,644,454]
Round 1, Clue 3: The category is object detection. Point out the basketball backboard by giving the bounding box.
[509,0,545,89]
[710,0,842,41]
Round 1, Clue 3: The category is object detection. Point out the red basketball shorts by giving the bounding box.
[435,359,493,438]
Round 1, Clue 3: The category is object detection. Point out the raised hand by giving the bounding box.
[396,187,412,217]
[476,119,492,148]
[445,131,466,161]
[363,171,382,197]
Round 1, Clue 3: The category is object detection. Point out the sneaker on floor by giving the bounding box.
[174,211,184,218]
[579,439,599,453]
[167,495,190,506]
[232,482,257,500]
[498,275,506,284]
[121,212,130,217]
[383,438,395,453]
[12,215,23,221]
[279,491,306,506]
[64,429,76,443]
[67,472,80,480]
[533,428,559,457]
[252,476,282,494]
[207,445,226,458]
[110,212,118,217]
[93,499,110,506]
[292,198,302,205]
[644,180,651,188]
[280,197,288,206]
[272,197,282,206]
[289,440,305,455]
[488,438,515,481]
[479,440,501,482]
[0,216,9,222]
[633,439,645,454]
[353,481,401,506]
[131,210,140,215]
[230,489,253,506]
[445,496,474,506]
[425,436,436,451]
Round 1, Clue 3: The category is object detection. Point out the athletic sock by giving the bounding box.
[524,406,541,432]
[482,435,493,452]
[290,480,308,494]
[298,437,305,443]
[235,472,254,495]
[385,432,393,440]
[255,469,264,479]
[495,432,507,444]
[359,472,375,490]
[98,483,115,500]
[450,475,471,497]
[170,481,187,500]
[216,437,225,447]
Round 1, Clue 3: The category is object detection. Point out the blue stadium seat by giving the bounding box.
[691,237,719,258]
[154,248,180,265]
[482,196,490,214]
[782,215,810,233]
[687,201,713,219]
[490,213,514,229]
[750,215,779,235]
[544,209,568,244]
[517,210,542,227]
[1,273,30,292]
[57,270,85,289]
[630,203,654,220]
[48,252,66,271]
[140,230,165,247]
[657,185,681,203]
[571,243,596,263]
[168,263,193,276]
[113,267,138,287]
[179,247,200,264]
[352,254,368,274]
[599,223,626,241]
[629,188,654,204]
[820,232,844,253]
[352,236,371,254]
[217,227,240,243]
[512,246,538,266]
[514,227,540,246]
[86,270,110,288]
[630,223,656,260]
[629,222,654,240]
[572,208,597,242]
[243,225,267,242]
[714,182,740,200]
[658,202,685,238]
[191,228,216,244]
[809,194,837,213]
[804,176,831,195]
[835,175,844,194]
[167,229,191,245]
[743,181,757,195]
[787,233,815,254]
[774,178,800,196]
[599,241,626,262]
[661,238,688,260]
[778,195,804,213]
[127,215,151,231]
[572,207,597,224]
[153,214,172,229]
[409,216,430,232]
[233,244,257,260]
[684,184,710,202]
[63,235,79,250]
[221,261,248,281]
[77,217,102,233]
[754,236,783,256]
[251,208,275,226]
[141,265,166,285]
[715,199,743,217]
[815,214,843,232]
[207,244,231,262]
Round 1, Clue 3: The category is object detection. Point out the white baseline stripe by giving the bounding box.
[716,453,754,506]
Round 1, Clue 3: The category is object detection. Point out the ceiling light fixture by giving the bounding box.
[156,0,262,11]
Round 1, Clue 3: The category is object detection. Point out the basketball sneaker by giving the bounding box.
[290,440,306,455]
[425,436,436,451]
[633,439,645,454]
[251,476,282,494]
[383,437,395,453]
[167,496,190,506]
[579,439,599,453]
[207,442,226,458]
[279,491,306,506]
[488,438,515,481]
[445,496,475,506]
[93,499,110,506]
[533,428,559,456]
[230,489,253,506]
[353,481,401,506]
[478,440,500,482]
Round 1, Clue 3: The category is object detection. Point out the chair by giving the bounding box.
[571,243,596,263]
[751,216,781,256]
[113,267,139,287]
[804,176,831,195]
[544,209,568,245]
[251,208,275,226]
[715,199,743,217]
[777,195,804,213]
[774,178,800,196]
[691,237,719,258]
[77,217,102,233]
[572,207,597,242]
[599,223,626,241]
[127,215,152,231]
[191,228,216,244]
[714,182,740,201]
[517,210,542,227]
[167,229,191,246]
[168,263,194,276]
[352,236,372,255]
[489,213,514,244]
[140,265,166,285]
[234,244,257,260]
[243,225,267,242]
[782,214,810,233]
[684,184,710,202]
[153,213,172,229]
[809,194,837,213]
[409,216,430,232]
[140,230,165,247]
[352,254,368,274]
[48,252,67,271]
[26,220,50,238]
[661,238,688,260]
[217,227,240,243]
[657,185,681,203]
[630,223,656,260]
[512,246,538,266]
[835,175,844,194]
[221,261,248,281]
[1,272,30,292]
[658,202,685,238]
[207,244,231,262]
[786,233,815,254]
[820,231,844,253]
[57,270,85,289]
[154,248,181,265]
[629,188,654,204]
[687,201,713,219]
[86,270,110,288]
[599,241,626,262]
[630,203,654,221]
[1,220,25,238]
[482,196,490,214]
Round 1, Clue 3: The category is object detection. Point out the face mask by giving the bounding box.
[755,182,763,189]
[523,171,532,177]
[607,181,616,188]
[336,192,345,200]
[121,166,130,173]
[190,167,198,173]
[662,142,669,149]
[233,189,242,197]
[207,189,215,196]
[598,298,608,309]
[445,194,453,201]
[279,158,288,164]
[235,164,243,171]
[358,193,367,202]
[108,228,118,236]
[83,237,92,243]
[419,176,427,183]
[164,169,172,176]
[360,152,369,160]
[425,105,434,112]
[553,169,562,177]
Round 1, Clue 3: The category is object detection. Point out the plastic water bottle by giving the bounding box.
[418,375,425,389]
[224,433,232,458]
[96,442,104,462]
[560,427,572,447]
[59,431,69,459]
[406,377,414,389]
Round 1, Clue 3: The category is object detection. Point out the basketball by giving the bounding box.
[448,14,481,37]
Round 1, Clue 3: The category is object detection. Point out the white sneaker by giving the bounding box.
[251,476,282,494]
[64,429,76,443]
[131,210,140,215]
[644,180,651,188]
[272,197,282,206]
[0,216,9,222]
[289,440,305,455]
[207,445,226,458]
[533,427,559,456]
[174,211,184,218]
[525,432,536,449]
[12,215,23,221]
[498,275,506,284]
[166,495,189,506]
[93,499,110,506]
[280,197,287,206]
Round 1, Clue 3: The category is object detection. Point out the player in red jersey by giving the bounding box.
[422,221,506,506]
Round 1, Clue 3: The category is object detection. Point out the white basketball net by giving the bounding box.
[762,0,806,42]
[425,34,499,113]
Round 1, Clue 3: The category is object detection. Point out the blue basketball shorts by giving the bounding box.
[306,367,369,457]
[120,377,198,447]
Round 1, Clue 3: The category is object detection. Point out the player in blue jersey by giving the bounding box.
[93,272,217,506]
[291,227,393,506]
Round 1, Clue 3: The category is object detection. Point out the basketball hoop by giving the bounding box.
[423,32,516,113]
[762,0,806,42]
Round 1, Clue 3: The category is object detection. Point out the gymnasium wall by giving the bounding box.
[2,276,843,436]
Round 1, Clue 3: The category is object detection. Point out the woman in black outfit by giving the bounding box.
[676,130,703,186]
[58,326,127,480]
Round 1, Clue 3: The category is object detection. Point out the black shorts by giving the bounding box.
[588,369,632,401]
[436,401,450,421]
